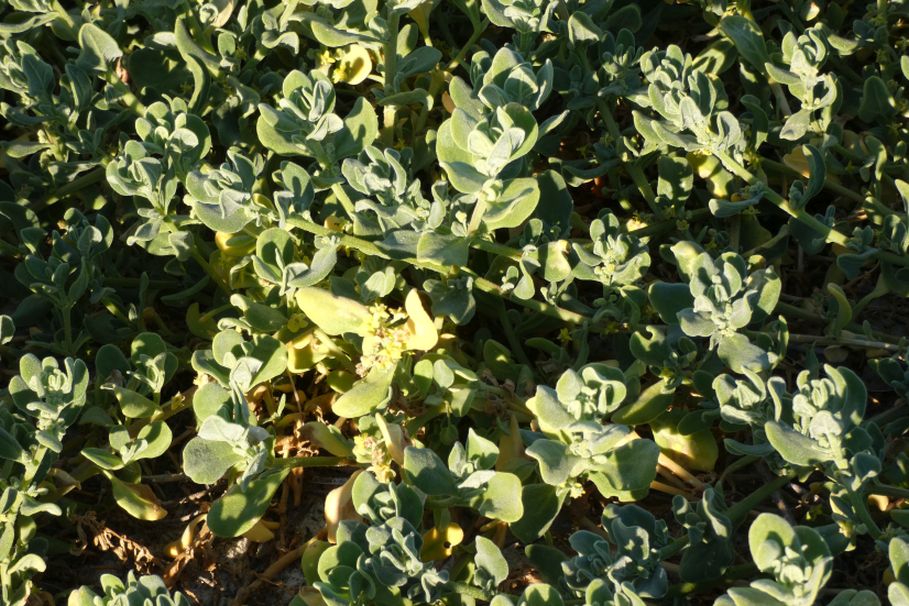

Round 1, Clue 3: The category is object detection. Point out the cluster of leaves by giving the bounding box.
[4,0,909,605]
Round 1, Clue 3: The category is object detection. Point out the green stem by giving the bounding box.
[870,483,909,499]
[286,217,591,325]
[414,16,490,135]
[717,454,760,490]
[274,456,352,469]
[868,402,908,427]
[667,563,757,596]
[445,582,505,602]
[22,446,49,488]
[726,473,795,524]
[189,246,230,295]
[447,19,489,73]
[847,487,882,539]
[382,11,401,144]
[62,304,74,355]
[787,332,901,352]
[51,0,78,38]
[37,166,106,211]
[714,150,849,247]
[494,298,531,366]
[721,152,909,267]
[597,98,660,216]
[105,73,147,114]
[761,157,865,205]
[330,183,358,219]
[776,300,902,345]
[472,238,522,262]
[102,277,180,288]
[659,536,689,560]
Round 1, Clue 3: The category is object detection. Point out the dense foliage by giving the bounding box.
[3,0,909,604]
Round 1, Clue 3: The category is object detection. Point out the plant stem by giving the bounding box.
[651,479,693,498]
[413,16,489,136]
[37,167,106,211]
[847,486,882,539]
[717,454,760,490]
[870,483,909,499]
[286,217,591,325]
[597,99,661,216]
[274,456,353,469]
[761,158,864,205]
[667,563,757,595]
[51,0,78,38]
[382,11,401,145]
[445,582,502,602]
[720,150,909,268]
[787,332,901,352]
[726,473,795,524]
[494,298,532,366]
[472,237,523,262]
[330,183,358,219]
[62,304,74,355]
[714,150,849,245]
[23,446,49,489]
[189,246,230,296]
[658,453,706,490]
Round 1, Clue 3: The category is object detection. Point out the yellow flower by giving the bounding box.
[331,45,373,86]
[421,523,464,561]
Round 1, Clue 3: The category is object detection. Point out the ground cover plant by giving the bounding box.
[4,0,909,604]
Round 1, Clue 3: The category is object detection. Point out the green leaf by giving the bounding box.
[651,411,718,472]
[749,513,797,570]
[295,287,371,336]
[526,439,576,486]
[511,484,564,543]
[402,446,459,495]
[302,422,354,457]
[334,97,379,160]
[474,536,509,586]
[192,382,231,425]
[719,16,769,71]
[77,23,122,71]
[207,468,289,537]
[764,421,828,466]
[331,364,395,418]
[526,386,574,433]
[477,471,524,522]
[647,282,693,324]
[81,448,125,471]
[0,426,23,462]
[611,379,675,425]
[519,583,564,606]
[780,109,811,142]
[106,473,167,521]
[567,11,602,44]
[892,537,909,584]
[417,232,469,267]
[588,438,659,501]
[484,178,541,231]
[182,437,243,484]
[104,385,157,419]
[859,76,895,123]
[826,283,852,335]
[717,333,773,374]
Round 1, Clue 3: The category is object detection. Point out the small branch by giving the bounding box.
[597,99,661,216]
[651,480,694,498]
[230,529,328,606]
[273,456,354,469]
[788,332,901,352]
[726,473,796,524]
[658,453,706,491]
